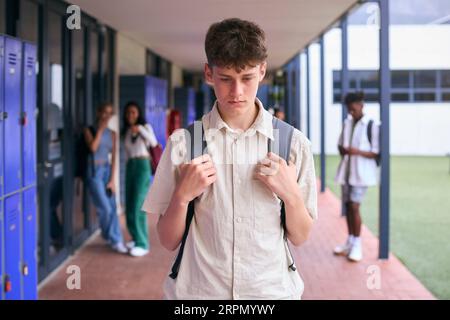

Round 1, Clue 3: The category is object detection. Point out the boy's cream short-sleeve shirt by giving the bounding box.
[142,98,318,300]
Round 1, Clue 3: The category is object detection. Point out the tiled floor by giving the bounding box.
[38,184,435,300]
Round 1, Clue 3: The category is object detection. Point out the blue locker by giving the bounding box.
[0,36,4,197]
[0,198,3,300]
[4,37,22,194]
[4,194,21,300]
[22,43,37,188]
[22,188,37,299]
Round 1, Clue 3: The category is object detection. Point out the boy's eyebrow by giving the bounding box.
[218,72,257,77]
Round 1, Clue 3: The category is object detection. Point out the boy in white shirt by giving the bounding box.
[334,92,380,262]
[142,18,318,299]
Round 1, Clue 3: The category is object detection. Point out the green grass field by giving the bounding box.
[314,155,450,300]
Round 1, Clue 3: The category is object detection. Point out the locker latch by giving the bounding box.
[21,112,28,126]
[4,275,12,293]
[23,264,29,276]
[0,111,7,121]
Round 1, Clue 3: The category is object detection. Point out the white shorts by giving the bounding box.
[341,185,368,204]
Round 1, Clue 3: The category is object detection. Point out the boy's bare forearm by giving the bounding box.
[157,190,190,251]
[284,190,313,247]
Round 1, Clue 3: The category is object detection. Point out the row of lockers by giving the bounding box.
[119,75,168,148]
[0,34,38,300]
[174,87,197,128]
[0,36,37,194]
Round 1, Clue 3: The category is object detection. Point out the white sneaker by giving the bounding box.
[126,241,135,250]
[348,242,363,262]
[129,247,149,257]
[111,242,128,254]
[334,239,353,256]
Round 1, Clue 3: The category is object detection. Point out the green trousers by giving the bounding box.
[125,158,151,249]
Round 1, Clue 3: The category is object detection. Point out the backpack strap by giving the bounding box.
[367,119,373,145]
[268,117,294,233]
[169,121,205,279]
[268,117,296,271]
[170,118,296,279]
[366,119,381,166]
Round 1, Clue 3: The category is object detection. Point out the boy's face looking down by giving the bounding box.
[346,101,364,120]
[204,62,266,118]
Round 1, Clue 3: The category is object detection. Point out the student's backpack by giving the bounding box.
[169,117,297,279]
[75,126,96,178]
[367,120,381,167]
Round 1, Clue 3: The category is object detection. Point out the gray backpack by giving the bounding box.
[169,117,297,279]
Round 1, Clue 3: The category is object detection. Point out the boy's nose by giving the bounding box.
[230,81,244,98]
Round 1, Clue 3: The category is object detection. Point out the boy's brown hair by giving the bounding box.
[205,18,268,72]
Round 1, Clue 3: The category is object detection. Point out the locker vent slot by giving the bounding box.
[7,208,19,226]
[8,53,18,65]
[27,57,35,69]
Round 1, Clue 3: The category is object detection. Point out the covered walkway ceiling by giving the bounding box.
[72,0,358,71]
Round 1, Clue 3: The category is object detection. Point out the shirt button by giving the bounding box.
[236,217,242,223]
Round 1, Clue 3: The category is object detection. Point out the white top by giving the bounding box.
[124,124,158,160]
[335,114,380,187]
[142,98,318,300]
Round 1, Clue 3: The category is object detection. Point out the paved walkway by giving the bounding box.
[39,185,435,300]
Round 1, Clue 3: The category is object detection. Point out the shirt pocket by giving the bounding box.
[252,179,283,235]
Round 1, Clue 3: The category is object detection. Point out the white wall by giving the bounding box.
[305,25,450,156]
[117,34,147,75]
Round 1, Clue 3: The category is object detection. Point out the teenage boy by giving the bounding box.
[143,18,317,299]
[334,92,380,262]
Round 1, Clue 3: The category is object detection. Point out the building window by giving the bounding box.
[333,69,450,103]
[90,29,100,121]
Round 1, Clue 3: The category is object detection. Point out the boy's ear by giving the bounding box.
[204,63,214,85]
[259,62,267,82]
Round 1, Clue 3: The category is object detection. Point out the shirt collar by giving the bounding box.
[207,97,274,140]
[346,113,370,125]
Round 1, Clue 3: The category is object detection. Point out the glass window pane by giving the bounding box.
[414,70,436,88]
[391,71,409,88]
[72,26,88,237]
[90,30,99,123]
[392,93,409,102]
[47,11,65,257]
[359,70,379,89]
[349,71,358,89]
[18,0,39,43]
[363,93,379,102]
[101,29,113,102]
[333,92,342,104]
[414,92,436,101]
[441,70,450,88]
[333,71,341,90]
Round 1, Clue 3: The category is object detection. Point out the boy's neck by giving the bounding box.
[217,101,259,131]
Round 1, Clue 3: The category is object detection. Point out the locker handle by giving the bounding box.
[23,264,29,276]
[0,112,7,120]
[21,112,28,126]
[4,275,12,293]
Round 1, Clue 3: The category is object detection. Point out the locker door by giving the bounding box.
[4,37,22,194]
[22,43,37,188]
[22,188,37,300]
[0,36,4,197]
[4,194,21,300]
